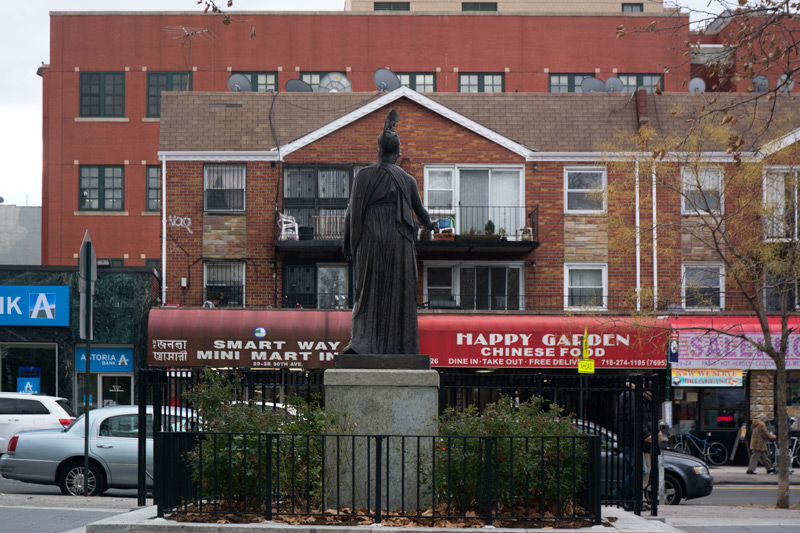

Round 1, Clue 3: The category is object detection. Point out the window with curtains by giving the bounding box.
[682,263,724,310]
[424,166,524,238]
[683,166,723,214]
[204,164,245,212]
[283,165,352,240]
[764,168,799,240]
[565,263,607,310]
[565,167,605,213]
[424,262,523,310]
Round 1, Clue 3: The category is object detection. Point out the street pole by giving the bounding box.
[79,231,96,497]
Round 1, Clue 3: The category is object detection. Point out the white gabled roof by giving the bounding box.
[277,86,537,160]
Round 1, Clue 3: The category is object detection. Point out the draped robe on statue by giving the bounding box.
[342,162,432,355]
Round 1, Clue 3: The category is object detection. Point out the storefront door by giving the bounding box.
[100,374,133,407]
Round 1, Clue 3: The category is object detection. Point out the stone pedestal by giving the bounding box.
[324,365,439,512]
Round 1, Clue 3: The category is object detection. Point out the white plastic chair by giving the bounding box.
[278,213,299,240]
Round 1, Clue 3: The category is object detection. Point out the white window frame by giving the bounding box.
[423,260,525,311]
[682,262,725,311]
[423,164,525,235]
[204,164,246,212]
[564,166,607,214]
[763,166,798,241]
[203,262,246,308]
[682,166,723,215]
[564,263,608,311]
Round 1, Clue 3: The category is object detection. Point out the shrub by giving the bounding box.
[434,397,587,515]
[182,369,350,510]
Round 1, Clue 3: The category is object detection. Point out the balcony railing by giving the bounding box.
[275,205,538,243]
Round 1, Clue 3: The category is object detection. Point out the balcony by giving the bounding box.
[275,205,539,255]
[416,205,539,256]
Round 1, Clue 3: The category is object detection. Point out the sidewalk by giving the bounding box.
[709,464,798,484]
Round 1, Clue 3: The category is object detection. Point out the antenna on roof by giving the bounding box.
[373,68,402,92]
[779,74,795,93]
[580,77,606,93]
[751,75,769,93]
[317,72,352,93]
[285,79,314,92]
[688,77,706,93]
[605,76,625,93]
[227,73,252,92]
[163,26,214,76]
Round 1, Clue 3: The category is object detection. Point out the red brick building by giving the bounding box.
[152,85,800,442]
[43,10,692,267]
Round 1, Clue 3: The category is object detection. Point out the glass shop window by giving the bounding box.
[702,387,746,430]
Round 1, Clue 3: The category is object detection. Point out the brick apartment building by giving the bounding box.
[148,85,800,447]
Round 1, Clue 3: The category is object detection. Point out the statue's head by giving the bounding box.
[378,109,401,164]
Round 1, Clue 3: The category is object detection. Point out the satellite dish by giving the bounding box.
[752,75,769,93]
[605,76,625,93]
[227,73,252,92]
[373,68,402,92]
[317,72,352,93]
[580,77,606,93]
[688,77,706,93]
[779,74,794,93]
[285,79,314,92]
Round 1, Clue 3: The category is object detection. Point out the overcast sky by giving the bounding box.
[0,0,724,207]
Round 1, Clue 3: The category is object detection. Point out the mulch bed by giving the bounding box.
[168,502,604,528]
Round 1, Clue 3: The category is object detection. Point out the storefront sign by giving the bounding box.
[17,377,40,394]
[674,332,800,370]
[147,310,669,369]
[0,285,70,326]
[671,368,743,387]
[76,347,133,372]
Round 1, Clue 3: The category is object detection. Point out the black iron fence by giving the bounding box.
[140,369,657,517]
[155,431,601,526]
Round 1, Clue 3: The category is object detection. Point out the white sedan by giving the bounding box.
[0,405,191,496]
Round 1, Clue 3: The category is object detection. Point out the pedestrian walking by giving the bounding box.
[615,383,660,511]
[746,413,777,474]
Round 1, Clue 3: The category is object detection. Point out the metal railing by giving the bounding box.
[155,432,601,526]
[275,205,539,243]
[282,291,352,309]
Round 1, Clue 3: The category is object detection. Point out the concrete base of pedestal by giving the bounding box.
[324,368,439,512]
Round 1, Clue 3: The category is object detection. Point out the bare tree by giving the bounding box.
[603,94,800,507]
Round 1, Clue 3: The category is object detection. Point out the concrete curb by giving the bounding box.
[86,506,683,533]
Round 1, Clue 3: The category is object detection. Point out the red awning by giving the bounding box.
[148,308,668,369]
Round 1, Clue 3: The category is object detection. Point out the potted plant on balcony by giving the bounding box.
[499,227,507,241]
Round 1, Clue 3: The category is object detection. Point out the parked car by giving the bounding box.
[577,420,714,505]
[0,393,75,454]
[0,405,191,496]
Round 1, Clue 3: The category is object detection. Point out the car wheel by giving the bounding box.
[663,473,683,505]
[59,461,104,496]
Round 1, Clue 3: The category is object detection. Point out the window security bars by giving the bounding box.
[204,164,245,211]
[154,432,601,526]
[204,262,244,307]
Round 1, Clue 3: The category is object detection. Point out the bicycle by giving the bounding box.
[670,429,728,466]
[766,434,800,468]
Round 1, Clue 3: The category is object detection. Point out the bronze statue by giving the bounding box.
[342,109,434,355]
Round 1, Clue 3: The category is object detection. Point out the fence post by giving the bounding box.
[153,369,164,516]
[137,369,148,507]
[375,436,383,525]
[589,435,602,525]
[266,435,273,521]
[483,436,493,526]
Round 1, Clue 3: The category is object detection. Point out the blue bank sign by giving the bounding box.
[0,286,70,326]
[76,347,134,373]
